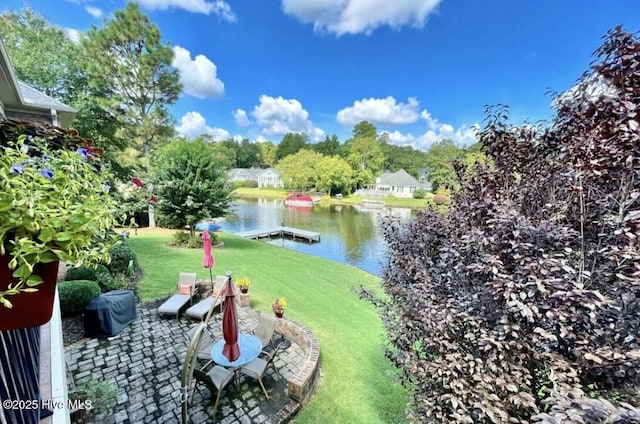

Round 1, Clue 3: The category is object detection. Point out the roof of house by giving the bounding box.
[228,168,280,179]
[377,169,420,187]
[17,81,76,113]
[0,37,76,126]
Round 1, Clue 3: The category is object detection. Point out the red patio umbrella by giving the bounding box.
[222,275,240,362]
[202,230,215,291]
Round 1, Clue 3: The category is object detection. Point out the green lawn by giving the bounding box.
[231,187,290,199]
[128,229,408,424]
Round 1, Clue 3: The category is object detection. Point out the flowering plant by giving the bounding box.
[0,121,119,308]
[271,296,287,314]
[235,276,251,290]
[114,177,157,229]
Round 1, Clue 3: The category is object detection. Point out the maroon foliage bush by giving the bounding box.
[363,27,640,423]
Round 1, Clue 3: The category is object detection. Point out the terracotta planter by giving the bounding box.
[0,255,60,330]
[240,288,248,294]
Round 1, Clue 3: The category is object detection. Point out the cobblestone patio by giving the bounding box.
[65,302,306,423]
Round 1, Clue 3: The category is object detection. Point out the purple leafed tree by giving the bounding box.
[362,26,640,423]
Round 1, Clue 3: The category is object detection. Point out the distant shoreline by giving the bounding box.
[230,187,430,209]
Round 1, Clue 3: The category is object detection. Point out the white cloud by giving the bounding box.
[136,0,237,20]
[252,95,324,140]
[233,109,250,127]
[384,130,415,146]
[281,0,441,36]
[415,125,478,149]
[172,46,225,99]
[84,5,103,18]
[176,111,230,140]
[337,96,420,126]
[385,109,479,150]
[62,27,82,44]
[420,109,438,129]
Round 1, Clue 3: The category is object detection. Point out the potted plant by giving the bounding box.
[0,120,119,330]
[68,377,117,423]
[271,296,287,318]
[235,276,251,293]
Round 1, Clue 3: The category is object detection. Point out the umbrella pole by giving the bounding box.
[209,268,214,293]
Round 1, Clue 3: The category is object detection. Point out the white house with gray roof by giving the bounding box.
[228,168,283,188]
[357,169,431,198]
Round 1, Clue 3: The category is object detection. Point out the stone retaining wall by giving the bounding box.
[274,317,320,405]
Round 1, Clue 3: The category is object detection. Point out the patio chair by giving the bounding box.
[192,365,235,415]
[157,272,197,318]
[186,324,215,366]
[239,345,282,399]
[252,312,277,351]
[184,275,227,321]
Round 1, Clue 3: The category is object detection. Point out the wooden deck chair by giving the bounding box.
[157,272,197,318]
[184,275,227,321]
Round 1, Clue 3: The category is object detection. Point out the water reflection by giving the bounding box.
[218,198,414,275]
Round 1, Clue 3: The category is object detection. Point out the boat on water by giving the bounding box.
[284,192,314,207]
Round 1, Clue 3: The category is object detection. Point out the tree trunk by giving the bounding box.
[148,204,156,228]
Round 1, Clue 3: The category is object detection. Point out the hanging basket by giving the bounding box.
[0,256,60,330]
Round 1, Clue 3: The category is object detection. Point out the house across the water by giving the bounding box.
[356,169,431,198]
[227,168,284,188]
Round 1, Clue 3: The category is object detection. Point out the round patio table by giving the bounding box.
[211,334,262,367]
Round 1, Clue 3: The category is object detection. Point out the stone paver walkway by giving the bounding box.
[65,301,305,423]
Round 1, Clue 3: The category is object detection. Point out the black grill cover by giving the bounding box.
[84,290,136,337]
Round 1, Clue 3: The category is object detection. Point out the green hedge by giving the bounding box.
[413,188,427,199]
[108,242,137,275]
[98,271,129,292]
[166,231,218,248]
[64,264,109,282]
[64,264,129,293]
[58,280,101,316]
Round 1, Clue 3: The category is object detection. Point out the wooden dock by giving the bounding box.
[236,226,321,243]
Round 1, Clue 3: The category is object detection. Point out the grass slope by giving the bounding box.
[128,229,407,424]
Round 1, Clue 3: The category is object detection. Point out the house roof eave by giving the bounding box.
[0,38,22,106]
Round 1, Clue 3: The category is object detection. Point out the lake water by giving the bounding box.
[216,198,414,276]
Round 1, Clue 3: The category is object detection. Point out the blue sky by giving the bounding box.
[2,1,638,150]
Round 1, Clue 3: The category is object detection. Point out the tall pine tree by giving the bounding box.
[83,3,182,226]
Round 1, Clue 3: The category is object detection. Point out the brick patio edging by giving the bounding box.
[274,317,320,405]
